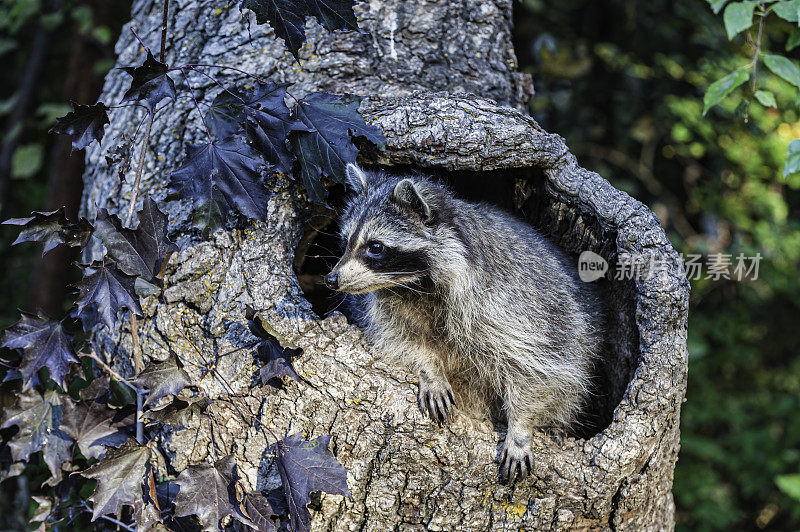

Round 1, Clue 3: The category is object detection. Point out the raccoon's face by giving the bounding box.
[326,164,434,294]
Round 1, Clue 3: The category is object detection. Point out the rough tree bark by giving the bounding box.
[82,1,689,530]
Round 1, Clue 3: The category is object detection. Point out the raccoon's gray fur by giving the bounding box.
[326,163,605,482]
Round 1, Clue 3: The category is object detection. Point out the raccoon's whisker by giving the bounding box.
[323,291,347,313]
[382,278,432,295]
[309,230,341,239]
[308,243,341,256]
[382,277,432,293]
[306,224,338,234]
[326,297,347,314]
[385,287,403,298]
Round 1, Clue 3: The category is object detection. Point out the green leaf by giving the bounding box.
[754,89,777,108]
[775,474,800,502]
[733,98,749,120]
[723,2,757,40]
[92,26,112,45]
[134,277,161,298]
[0,95,18,116]
[36,102,72,126]
[764,54,800,87]
[190,198,223,235]
[783,139,800,177]
[0,38,17,56]
[773,0,800,22]
[708,0,729,15]
[39,11,63,30]
[703,69,750,115]
[11,143,43,179]
[788,29,800,51]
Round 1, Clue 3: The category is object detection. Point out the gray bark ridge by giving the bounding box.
[81,1,688,531]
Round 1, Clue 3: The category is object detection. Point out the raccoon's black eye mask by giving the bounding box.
[360,243,429,275]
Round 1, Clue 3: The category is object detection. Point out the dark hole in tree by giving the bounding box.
[292,183,350,317]
[293,165,640,438]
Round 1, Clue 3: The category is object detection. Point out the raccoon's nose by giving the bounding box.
[324,272,339,290]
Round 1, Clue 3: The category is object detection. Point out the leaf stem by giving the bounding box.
[108,102,147,111]
[124,94,153,447]
[176,62,301,104]
[126,113,153,225]
[175,63,269,84]
[130,314,145,444]
[179,68,213,142]
[160,0,170,63]
[186,66,247,103]
[82,347,142,393]
[125,0,172,449]
[129,26,151,56]
[751,3,765,94]
[285,89,300,104]
[743,1,767,123]
[136,383,144,442]
[81,502,135,531]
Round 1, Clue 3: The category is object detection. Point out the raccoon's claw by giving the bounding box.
[499,436,534,484]
[417,379,455,424]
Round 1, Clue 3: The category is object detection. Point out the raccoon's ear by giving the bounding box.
[393,179,432,222]
[344,163,368,193]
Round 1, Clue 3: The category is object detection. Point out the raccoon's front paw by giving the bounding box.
[417,376,455,424]
[499,434,534,484]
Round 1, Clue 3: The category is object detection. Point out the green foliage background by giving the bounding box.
[515,0,800,529]
[0,0,798,529]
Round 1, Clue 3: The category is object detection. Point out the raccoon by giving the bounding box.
[326,163,605,482]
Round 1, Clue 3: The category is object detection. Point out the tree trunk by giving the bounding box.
[82,1,689,530]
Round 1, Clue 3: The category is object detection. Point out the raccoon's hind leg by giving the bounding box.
[418,369,455,424]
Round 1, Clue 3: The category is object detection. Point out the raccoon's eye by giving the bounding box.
[366,241,385,256]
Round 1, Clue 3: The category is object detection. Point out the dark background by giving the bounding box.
[1,0,798,529]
